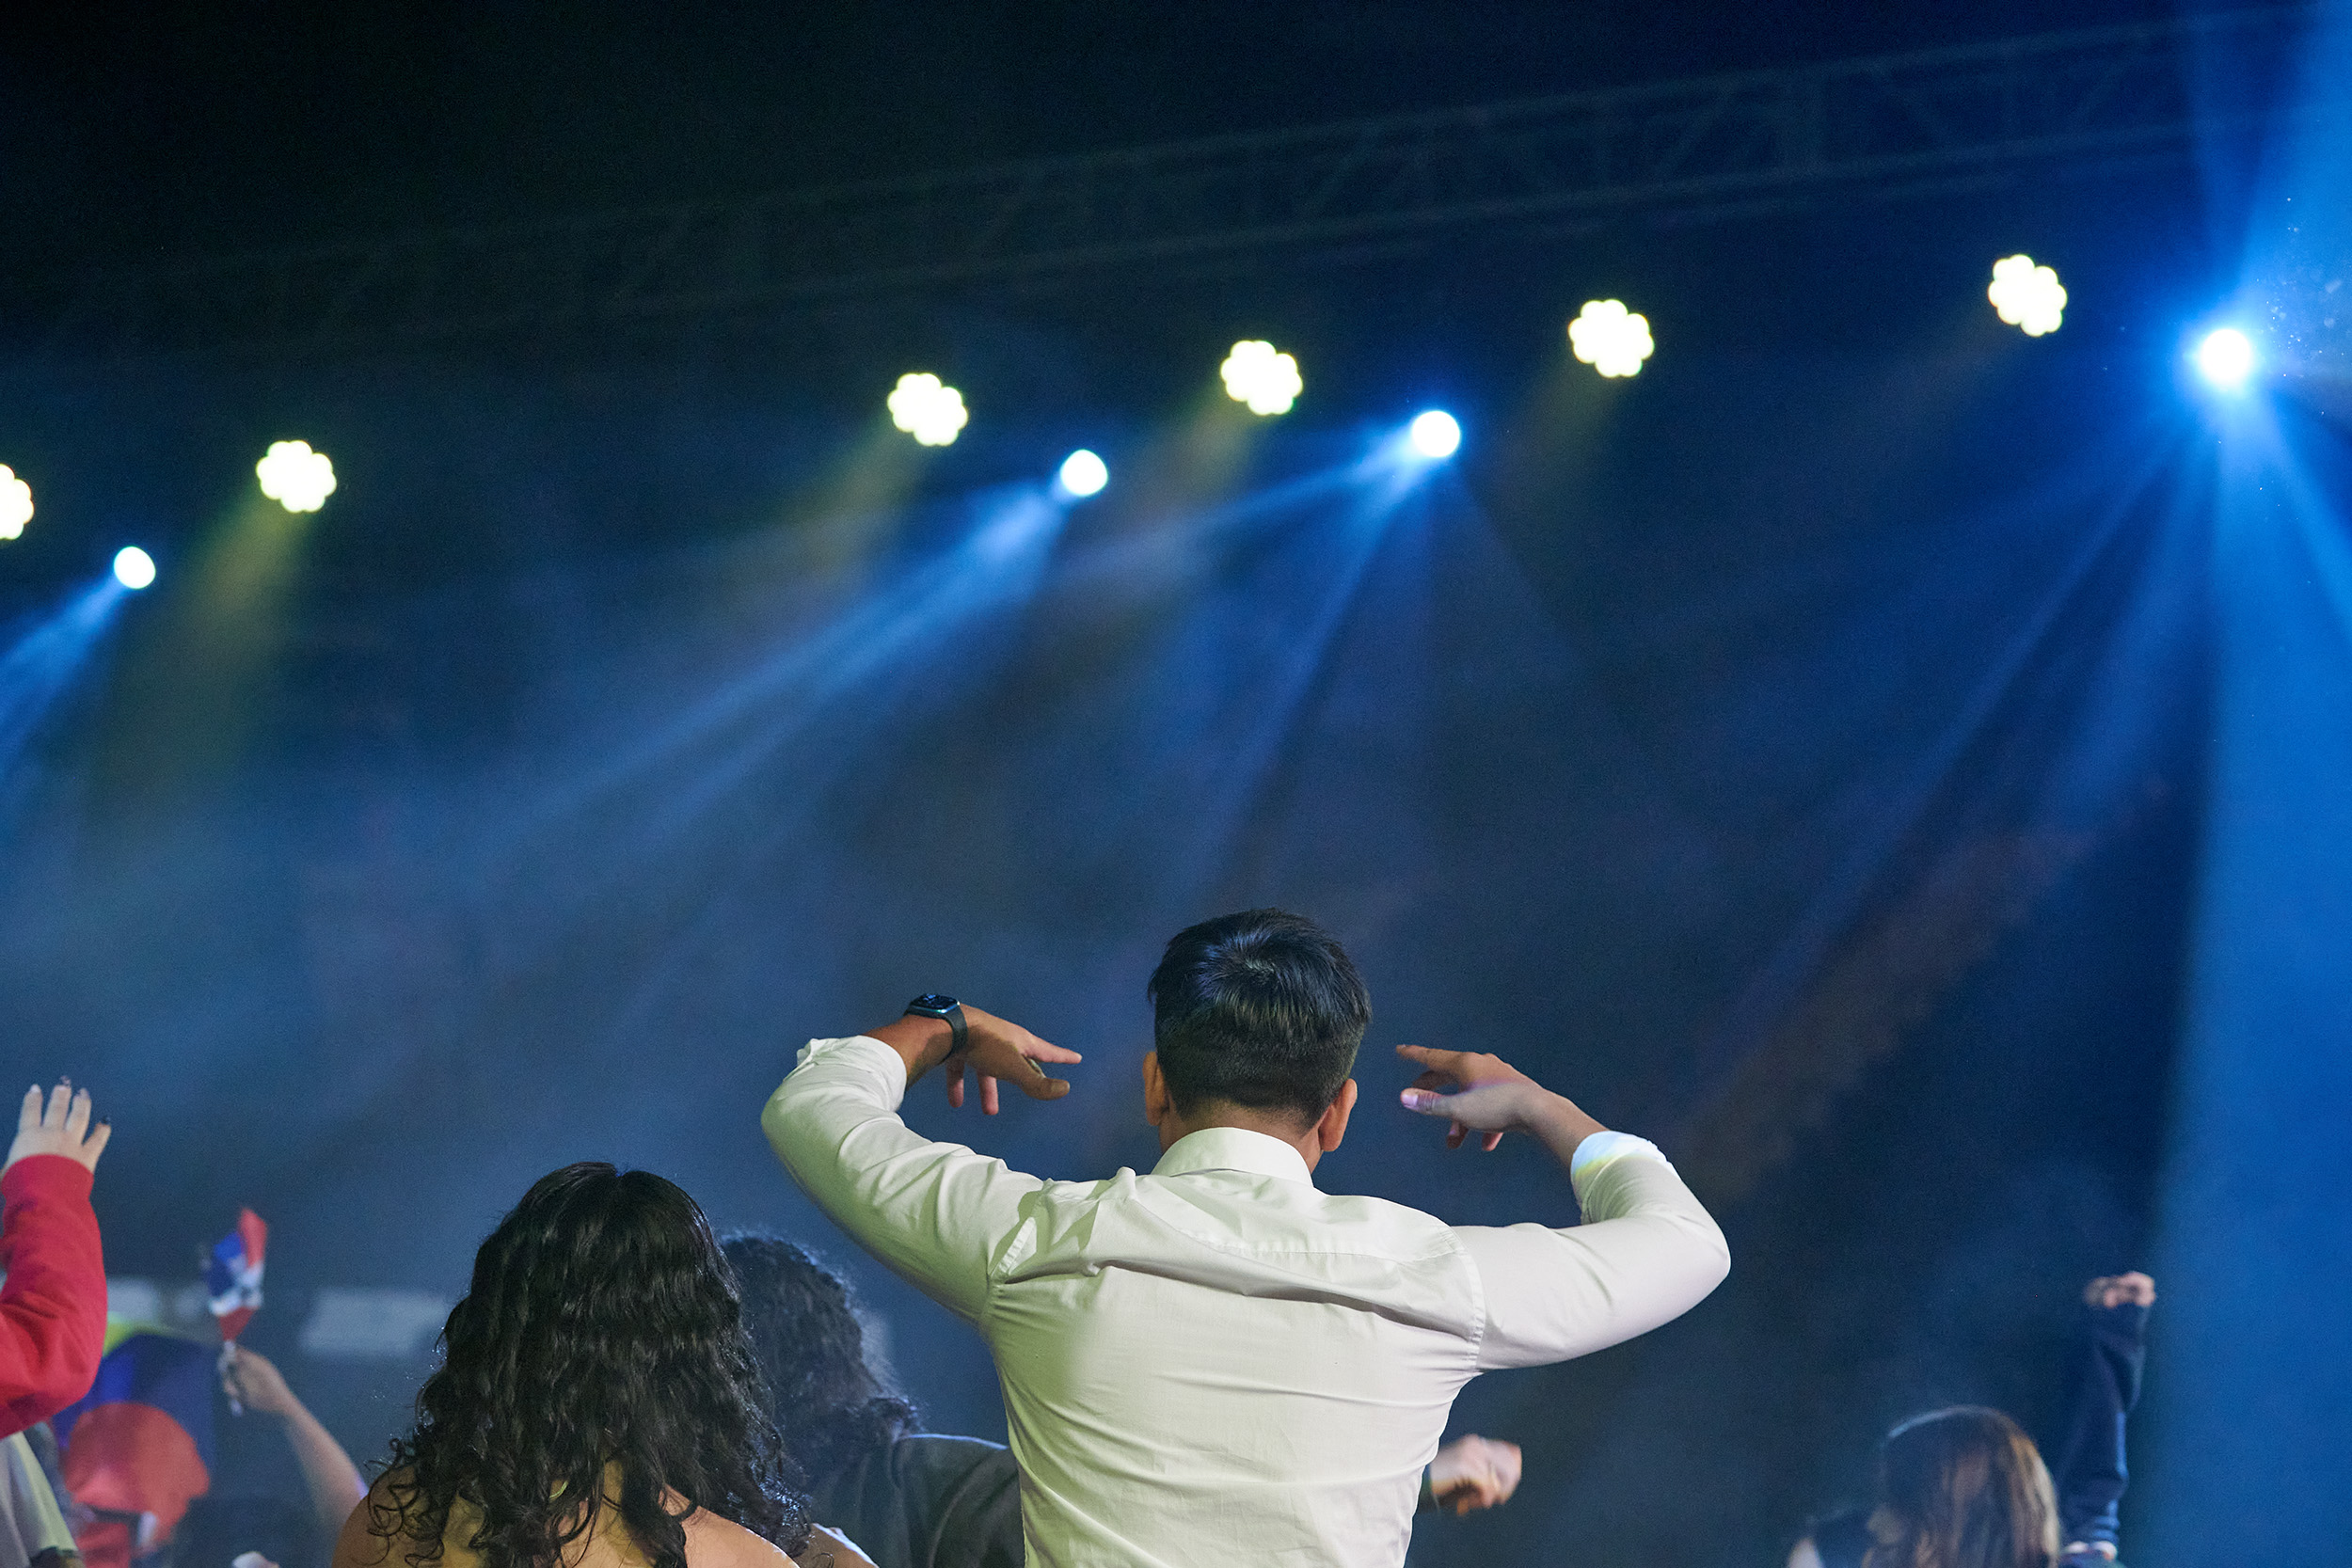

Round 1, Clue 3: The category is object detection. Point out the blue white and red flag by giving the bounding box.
[204,1208,267,1341]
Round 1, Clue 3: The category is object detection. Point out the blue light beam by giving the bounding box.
[0,578,129,785]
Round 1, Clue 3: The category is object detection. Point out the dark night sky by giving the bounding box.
[2,1,2180,272]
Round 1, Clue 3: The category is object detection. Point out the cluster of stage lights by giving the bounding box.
[0,261,2281,592]
[0,440,340,592]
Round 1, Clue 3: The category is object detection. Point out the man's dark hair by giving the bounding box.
[1147,909,1370,1127]
[718,1233,918,1486]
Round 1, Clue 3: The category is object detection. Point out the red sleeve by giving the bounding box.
[0,1153,107,1436]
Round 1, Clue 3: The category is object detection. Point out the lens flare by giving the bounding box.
[2195,328,2256,388]
[1057,449,1108,498]
[1988,254,2067,336]
[1219,341,1303,415]
[0,467,30,542]
[113,546,157,590]
[888,373,970,447]
[1568,299,1655,377]
[256,440,338,513]
[1407,410,1461,459]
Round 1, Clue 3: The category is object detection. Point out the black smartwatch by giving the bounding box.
[904,993,968,1057]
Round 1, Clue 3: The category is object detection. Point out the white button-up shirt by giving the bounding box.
[764,1035,1729,1568]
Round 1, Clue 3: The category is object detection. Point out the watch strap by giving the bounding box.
[904,994,968,1057]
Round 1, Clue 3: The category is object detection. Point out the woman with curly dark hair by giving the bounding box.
[331,1164,867,1568]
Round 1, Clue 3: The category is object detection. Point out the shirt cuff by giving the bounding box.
[1566,1131,1674,1195]
[794,1034,912,1108]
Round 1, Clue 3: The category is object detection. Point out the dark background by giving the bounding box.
[1,5,2344,1566]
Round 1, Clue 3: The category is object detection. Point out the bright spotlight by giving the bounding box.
[1568,299,1655,377]
[1987,255,2067,336]
[113,546,157,591]
[0,467,29,542]
[2195,327,2256,388]
[256,439,338,513]
[1219,340,1303,415]
[1057,449,1108,499]
[888,372,969,447]
[1407,410,1461,459]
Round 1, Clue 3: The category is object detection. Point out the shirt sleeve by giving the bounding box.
[0,1155,108,1437]
[761,1037,1046,1325]
[2050,1300,2149,1551]
[1454,1132,1730,1370]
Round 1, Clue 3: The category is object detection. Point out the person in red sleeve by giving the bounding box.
[3,1082,112,1437]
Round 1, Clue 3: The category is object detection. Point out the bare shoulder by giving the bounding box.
[681,1515,873,1568]
[332,1475,420,1568]
[678,1513,793,1568]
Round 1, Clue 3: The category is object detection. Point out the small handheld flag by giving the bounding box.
[205,1209,267,1342]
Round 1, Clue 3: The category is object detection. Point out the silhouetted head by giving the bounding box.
[1868,1407,2058,1568]
[375,1164,806,1568]
[719,1233,917,1485]
[1147,908,1370,1129]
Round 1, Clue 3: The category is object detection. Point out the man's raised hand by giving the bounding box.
[944,1003,1082,1116]
[5,1081,111,1176]
[1396,1044,1606,1156]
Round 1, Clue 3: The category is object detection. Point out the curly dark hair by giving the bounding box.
[373,1164,809,1568]
[718,1233,918,1485]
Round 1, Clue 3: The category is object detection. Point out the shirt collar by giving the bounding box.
[1151,1126,1318,1187]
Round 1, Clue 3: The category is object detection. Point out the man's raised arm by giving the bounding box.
[761,1003,1081,1323]
[1396,1044,1729,1370]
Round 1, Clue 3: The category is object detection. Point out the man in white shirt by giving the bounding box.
[763,910,1729,1568]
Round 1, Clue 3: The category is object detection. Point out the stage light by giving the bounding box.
[113,546,156,590]
[2195,327,2256,389]
[1219,340,1303,415]
[0,467,29,542]
[1057,449,1108,498]
[255,440,337,513]
[1987,254,2067,336]
[1407,410,1461,459]
[1568,299,1655,377]
[888,372,969,447]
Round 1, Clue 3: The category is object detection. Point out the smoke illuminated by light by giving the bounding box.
[1568,299,1655,377]
[888,373,969,447]
[1988,254,2067,336]
[1057,449,1108,498]
[256,440,338,513]
[2195,327,2256,388]
[0,467,29,542]
[1219,340,1303,415]
[1407,410,1461,459]
[113,546,157,590]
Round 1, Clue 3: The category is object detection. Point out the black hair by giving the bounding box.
[373,1164,807,1568]
[718,1234,918,1486]
[1147,908,1370,1127]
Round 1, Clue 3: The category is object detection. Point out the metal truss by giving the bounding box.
[26,4,2339,355]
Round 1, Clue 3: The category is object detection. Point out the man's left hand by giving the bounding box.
[940,1004,1083,1115]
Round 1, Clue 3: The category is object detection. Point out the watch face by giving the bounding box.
[908,993,959,1014]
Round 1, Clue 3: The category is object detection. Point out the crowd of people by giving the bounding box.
[3,911,2152,1568]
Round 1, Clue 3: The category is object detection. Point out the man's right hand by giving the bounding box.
[1395,1044,1606,1156]
[5,1082,111,1176]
